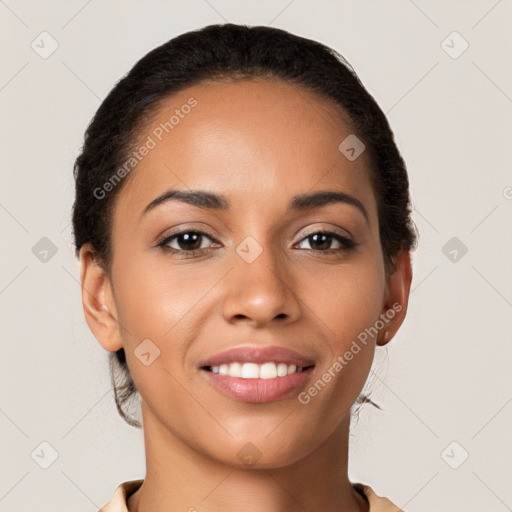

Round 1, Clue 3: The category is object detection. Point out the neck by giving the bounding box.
[128,401,368,512]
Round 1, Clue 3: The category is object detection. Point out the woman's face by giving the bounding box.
[84,79,409,468]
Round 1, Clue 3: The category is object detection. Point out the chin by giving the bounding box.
[209,435,318,470]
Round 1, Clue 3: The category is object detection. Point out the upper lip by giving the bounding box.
[199,345,316,368]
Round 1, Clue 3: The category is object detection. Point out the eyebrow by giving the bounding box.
[141,189,369,225]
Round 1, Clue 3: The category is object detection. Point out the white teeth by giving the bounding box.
[277,363,288,377]
[241,363,259,378]
[208,362,305,379]
[228,362,242,377]
[259,362,277,379]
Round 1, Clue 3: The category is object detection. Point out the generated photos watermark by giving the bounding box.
[93,97,198,200]
[298,301,402,405]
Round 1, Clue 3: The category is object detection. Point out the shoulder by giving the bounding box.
[353,482,405,512]
[100,479,403,512]
[99,479,143,512]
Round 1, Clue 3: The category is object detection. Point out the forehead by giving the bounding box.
[114,78,377,221]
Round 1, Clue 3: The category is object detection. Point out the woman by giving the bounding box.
[72,23,416,512]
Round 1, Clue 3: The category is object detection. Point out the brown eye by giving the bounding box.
[157,230,219,256]
[170,232,204,251]
[296,231,355,252]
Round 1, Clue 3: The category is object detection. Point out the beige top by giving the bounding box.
[99,479,404,511]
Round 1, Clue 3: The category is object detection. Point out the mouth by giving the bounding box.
[201,362,315,379]
[198,345,316,403]
[199,363,315,403]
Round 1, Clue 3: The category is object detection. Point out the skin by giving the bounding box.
[80,79,412,512]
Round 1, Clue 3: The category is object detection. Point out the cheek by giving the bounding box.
[110,255,223,388]
[112,254,215,338]
[110,259,207,425]
[296,253,385,341]
[293,254,385,402]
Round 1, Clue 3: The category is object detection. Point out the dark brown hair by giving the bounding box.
[72,23,418,428]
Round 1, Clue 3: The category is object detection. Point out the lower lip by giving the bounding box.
[200,367,315,403]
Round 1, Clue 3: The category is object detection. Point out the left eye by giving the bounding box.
[295,231,355,252]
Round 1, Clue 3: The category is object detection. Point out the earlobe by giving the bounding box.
[377,248,413,346]
[79,244,123,352]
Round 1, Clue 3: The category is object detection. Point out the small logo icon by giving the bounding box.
[503,186,512,200]
[441,441,469,469]
[134,338,161,366]
[338,134,365,161]
[441,31,469,59]
[236,236,263,263]
[32,237,58,263]
[442,237,468,263]
[31,441,59,469]
[31,32,59,59]
[237,442,262,467]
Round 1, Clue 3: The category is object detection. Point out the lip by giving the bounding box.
[198,345,316,368]
[198,345,316,403]
[200,366,315,403]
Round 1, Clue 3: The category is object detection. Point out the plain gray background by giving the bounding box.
[1,1,511,510]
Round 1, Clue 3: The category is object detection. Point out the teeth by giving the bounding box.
[209,362,303,379]
[259,362,277,379]
[241,363,260,378]
[277,363,288,377]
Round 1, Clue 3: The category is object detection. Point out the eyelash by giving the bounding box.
[156,229,357,258]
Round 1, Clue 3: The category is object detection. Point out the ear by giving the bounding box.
[377,247,413,346]
[79,243,123,352]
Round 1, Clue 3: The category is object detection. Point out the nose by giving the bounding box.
[220,241,301,328]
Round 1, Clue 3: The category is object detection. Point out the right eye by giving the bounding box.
[156,230,221,257]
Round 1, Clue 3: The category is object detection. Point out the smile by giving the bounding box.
[203,361,312,379]
[200,364,315,403]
